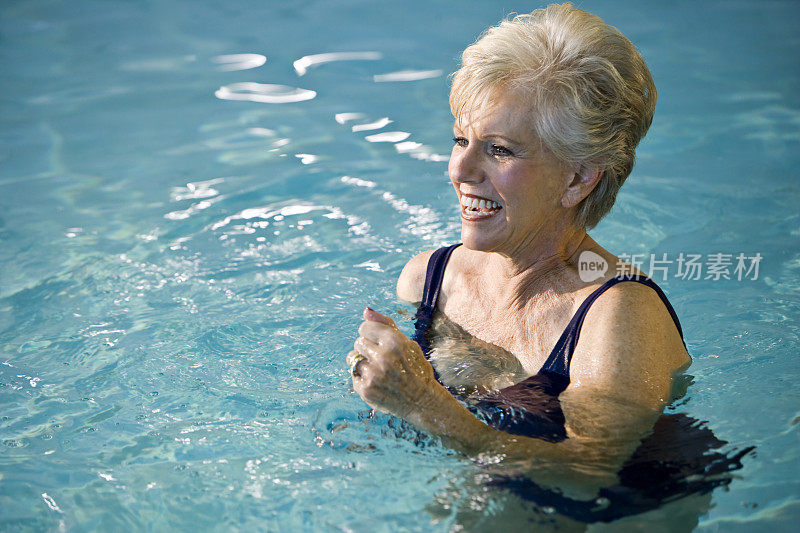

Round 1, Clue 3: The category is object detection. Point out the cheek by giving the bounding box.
[491,169,526,203]
[497,168,559,212]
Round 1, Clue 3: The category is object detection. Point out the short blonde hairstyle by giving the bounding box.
[450,3,656,228]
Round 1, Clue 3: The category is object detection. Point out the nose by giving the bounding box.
[449,142,485,185]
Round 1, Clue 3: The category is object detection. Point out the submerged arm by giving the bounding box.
[351,283,688,487]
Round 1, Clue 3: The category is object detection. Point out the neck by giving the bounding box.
[486,221,589,308]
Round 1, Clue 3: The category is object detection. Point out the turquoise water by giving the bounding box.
[1,0,799,530]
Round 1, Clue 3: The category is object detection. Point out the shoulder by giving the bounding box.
[569,279,690,408]
[396,249,437,303]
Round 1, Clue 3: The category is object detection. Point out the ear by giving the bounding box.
[561,167,602,209]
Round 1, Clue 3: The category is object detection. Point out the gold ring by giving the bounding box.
[349,353,367,377]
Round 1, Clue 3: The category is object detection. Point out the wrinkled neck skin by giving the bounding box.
[478,212,593,313]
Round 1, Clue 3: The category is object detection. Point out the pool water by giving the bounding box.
[1,0,799,530]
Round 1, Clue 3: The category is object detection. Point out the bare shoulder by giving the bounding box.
[569,280,690,408]
[396,249,437,303]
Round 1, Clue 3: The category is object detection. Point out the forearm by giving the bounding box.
[406,381,566,460]
[404,383,631,494]
[350,309,645,472]
[409,383,642,472]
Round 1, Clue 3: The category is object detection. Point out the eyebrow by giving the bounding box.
[482,133,522,144]
[452,122,526,147]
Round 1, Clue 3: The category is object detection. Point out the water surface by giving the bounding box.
[1,0,799,531]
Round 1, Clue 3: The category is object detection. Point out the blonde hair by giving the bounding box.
[450,3,656,228]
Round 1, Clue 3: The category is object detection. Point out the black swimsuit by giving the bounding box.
[413,243,685,441]
[410,243,753,522]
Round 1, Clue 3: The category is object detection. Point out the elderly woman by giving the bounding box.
[347,3,688,477]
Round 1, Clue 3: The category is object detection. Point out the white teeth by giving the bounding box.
[459,196,500,210]
[460,195,501,211]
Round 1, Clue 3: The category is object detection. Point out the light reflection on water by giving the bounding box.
[215,82,317,104]
[212,53,267,72]
[293,51,383,76]
[0,0,798,531]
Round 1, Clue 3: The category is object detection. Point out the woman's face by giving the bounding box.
[449,92,573,256]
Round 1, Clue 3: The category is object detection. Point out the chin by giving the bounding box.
[460,226,502,253]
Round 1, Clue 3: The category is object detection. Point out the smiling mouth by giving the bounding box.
[459,194,502,219]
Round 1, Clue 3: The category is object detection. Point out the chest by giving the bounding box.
[426,314,530,396]
[438,279,580,375]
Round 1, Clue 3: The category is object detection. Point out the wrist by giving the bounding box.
[401,378,448,427]
[407,381,497,455]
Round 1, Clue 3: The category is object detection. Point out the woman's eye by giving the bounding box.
[453,137,468,148]
[490,144,513,157]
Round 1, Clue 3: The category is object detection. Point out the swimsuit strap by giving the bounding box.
[412,248,686,386]
[413,244,461,373]
[540,275,686,377]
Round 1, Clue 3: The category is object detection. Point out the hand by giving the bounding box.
[347,307,438,418]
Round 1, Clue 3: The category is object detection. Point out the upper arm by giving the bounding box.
[396,249,436,303]
[567,282,690,412]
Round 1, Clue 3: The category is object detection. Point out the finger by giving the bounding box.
[346,350,359,367]
[363,307,395,328]
[351,356,370,381]
[358,319,393,341]
[354,336,381,359]
[347,351,370,380]
[360,326,404,353]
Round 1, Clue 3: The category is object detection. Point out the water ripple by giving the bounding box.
[170,178,225,202]
[373,69,443,82]
[365,131,410,143]
[212,53,267,71]
[215,83,316,104]
[351,117,392,132]
[334,112,366,124]
[293,51,382,76]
